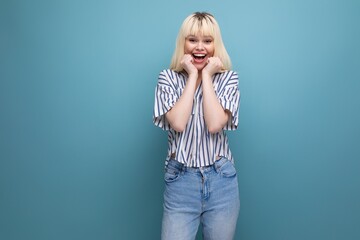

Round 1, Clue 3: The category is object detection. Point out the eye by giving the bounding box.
[188,38,197,43]
[204,39,213,44]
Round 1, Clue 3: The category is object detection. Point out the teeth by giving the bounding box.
[193,54,206,57]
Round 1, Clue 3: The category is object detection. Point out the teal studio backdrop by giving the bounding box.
[1,0,359,239]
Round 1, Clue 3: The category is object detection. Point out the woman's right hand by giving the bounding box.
[180,54,198,77]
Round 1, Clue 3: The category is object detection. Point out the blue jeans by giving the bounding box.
[161,157,240,240]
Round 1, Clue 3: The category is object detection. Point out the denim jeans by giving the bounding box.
[161,157,240,240]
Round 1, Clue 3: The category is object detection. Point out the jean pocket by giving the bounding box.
[164,160,182,183]
[216,157,237,178]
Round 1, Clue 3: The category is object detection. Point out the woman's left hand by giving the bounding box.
[202,57,223,77]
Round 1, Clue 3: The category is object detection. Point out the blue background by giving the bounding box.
[1,0,359,239]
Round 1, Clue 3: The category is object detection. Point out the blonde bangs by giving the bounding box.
[181,16,216,39]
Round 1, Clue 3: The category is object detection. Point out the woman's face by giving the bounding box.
[184,34,215,71]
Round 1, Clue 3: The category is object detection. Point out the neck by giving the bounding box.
[197,71,202,82]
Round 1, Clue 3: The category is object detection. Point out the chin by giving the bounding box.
[194,64,206,71]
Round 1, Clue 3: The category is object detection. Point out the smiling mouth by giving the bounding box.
[192,53,206,60]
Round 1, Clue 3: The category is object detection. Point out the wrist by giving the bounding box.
[188,72,198,79]
[202,71,212,79]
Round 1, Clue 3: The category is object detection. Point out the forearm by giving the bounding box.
[202,74,229,133]
[165,74,197,132]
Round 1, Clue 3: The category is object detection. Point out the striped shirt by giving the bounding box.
[153,69,240,167]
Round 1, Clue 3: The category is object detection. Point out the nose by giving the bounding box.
[196,41,204,50]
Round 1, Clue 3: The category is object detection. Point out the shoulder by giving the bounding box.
[216,70,237,79]
[158,69,185,80]
[157,69,186,90]
[213,70,238,85]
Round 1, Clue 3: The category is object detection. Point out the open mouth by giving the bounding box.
[192,53,206,60]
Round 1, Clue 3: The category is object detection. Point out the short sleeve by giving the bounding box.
[153,70,179,130]
[218,71,240,130]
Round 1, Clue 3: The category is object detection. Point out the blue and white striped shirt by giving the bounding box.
[153,69,240,167]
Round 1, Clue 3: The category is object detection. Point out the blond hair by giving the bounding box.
[170,12,232,72]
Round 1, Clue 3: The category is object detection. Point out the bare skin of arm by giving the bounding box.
[202,57,230,133]
[165,54,199,132]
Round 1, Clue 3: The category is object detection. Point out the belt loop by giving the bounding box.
[214,161,220,173]
[199,166,205,177]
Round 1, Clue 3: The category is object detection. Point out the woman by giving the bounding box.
[153,12,240,240]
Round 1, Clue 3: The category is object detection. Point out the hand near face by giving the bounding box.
[202,57,223,77]
[180,54,198,77]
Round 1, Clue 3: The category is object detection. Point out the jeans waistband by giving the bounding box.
[167,157,229,173]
